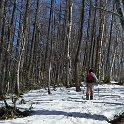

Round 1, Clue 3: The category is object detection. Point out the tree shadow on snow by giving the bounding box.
[93,101,124,106]
[32,109,108,121]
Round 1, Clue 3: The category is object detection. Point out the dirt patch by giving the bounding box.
[0,106,30,120]
[109,113,124,124]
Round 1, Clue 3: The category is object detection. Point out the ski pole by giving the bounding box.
[97,83,100,99]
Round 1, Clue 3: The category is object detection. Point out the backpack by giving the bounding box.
[86,73,96,83]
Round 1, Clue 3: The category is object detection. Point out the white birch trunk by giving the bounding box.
[16,26,26,96]
[67,1,73,87]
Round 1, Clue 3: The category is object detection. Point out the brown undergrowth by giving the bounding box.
[109,113,124,124]
[0,95,32,120]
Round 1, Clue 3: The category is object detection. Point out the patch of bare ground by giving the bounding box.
[0,106,30,120]
[109,113,124,124]
[0,96,32,120]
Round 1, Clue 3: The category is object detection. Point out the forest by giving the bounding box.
[0,0,124,96]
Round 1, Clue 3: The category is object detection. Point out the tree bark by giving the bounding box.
[48,0,54,94]
[0,0,7,96]
[0,0,6,38]
[74,0,85,92]
[105,2,114,82]
[16,0,31,96]
[116,0,124,28]
[66,0,73,87]
[28,0,40,79]
[95,0,105,79]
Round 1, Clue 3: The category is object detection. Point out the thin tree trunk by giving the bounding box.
[66,0,73,87]
[16,0,30,95]
[20,0,30,70]
[0,0,6,39]
[105,2,114,82]
[0,0,7,96]
[91,0,97,68]
[116,0,124,28]
[48,0,54,94]
[95,0,105,79]
[74,0,85,92]
[28,0,40,79]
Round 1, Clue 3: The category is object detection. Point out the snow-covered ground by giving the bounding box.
[0,84,124,124]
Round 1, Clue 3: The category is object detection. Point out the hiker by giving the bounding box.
[86,69,98,100]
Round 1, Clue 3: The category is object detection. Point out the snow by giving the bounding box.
[110,81,118,84]
[0,84,124,124]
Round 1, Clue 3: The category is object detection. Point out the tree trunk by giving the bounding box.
[95,0,105,79]
[66,0,73,87]
[116,0,124,28]
[48,0,54,94]
[0,0,7,96]
[28,0,40,79]
[74,0,85,92]
[16,0,30,95]
[0,0,6,38]
[105,2,114,82]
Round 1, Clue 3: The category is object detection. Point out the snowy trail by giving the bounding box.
[0,84,124,124]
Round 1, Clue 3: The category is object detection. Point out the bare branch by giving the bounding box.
[85,0,120,17]
[91,4,121,17]
[3,47,18,62]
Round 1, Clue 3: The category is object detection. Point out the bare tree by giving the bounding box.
[28,0,40,80]
[16,0,31,96]
[0,0,7,96]
[0,0,123,96]
[74,0,85,92]
[66,0,73,87]
[116,0,124,28]
[95,0,106,79]
[0,0,6,37]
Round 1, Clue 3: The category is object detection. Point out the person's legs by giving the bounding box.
[86,84,90,100]
[90,84,94,100]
